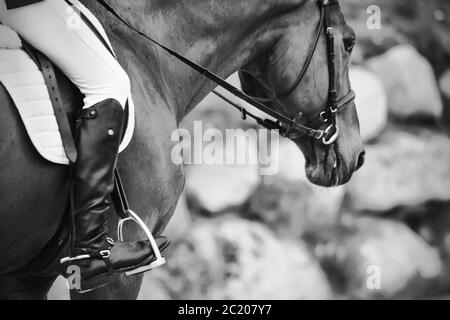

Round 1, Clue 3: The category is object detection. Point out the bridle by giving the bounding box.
[97,0,355,145]
[240,0,355,145]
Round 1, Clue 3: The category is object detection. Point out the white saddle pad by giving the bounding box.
[0,25,134,165]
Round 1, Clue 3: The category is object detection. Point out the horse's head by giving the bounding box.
[239,0,364,187]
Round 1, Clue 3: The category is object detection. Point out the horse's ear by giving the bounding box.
[238,71,269,99]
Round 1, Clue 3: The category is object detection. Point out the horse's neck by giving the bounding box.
[82,0,305,122]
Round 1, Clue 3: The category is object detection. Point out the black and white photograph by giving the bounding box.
[0,0,449,304]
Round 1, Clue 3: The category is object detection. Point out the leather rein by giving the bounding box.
[97,0,355,145]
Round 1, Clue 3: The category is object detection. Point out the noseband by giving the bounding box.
[98,0,355,145]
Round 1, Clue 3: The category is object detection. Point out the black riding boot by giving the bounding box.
[60,99,169,293]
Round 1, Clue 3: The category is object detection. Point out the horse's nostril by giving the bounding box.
[356,151,365,171]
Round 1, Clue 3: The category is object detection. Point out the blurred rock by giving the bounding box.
[268,138,306,184]
[346,129,450,212]
[342,0,450,76]
[164,192,192,240]
[349,67,388,142]
[439,69,450,127]
[183,117,263,213]
[320,217,442,299]
[347,19,406,61]
[185,162,260,214]
[142,216,333,300]
[366,45,443,119]
[398,201,450,295]
[139,273,172,300]
[246,140,345,237]
[440,69,450,98]
[439,69,450,98]
[48,276,69,300]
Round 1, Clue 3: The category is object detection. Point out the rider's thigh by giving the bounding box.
[0,0,130,109]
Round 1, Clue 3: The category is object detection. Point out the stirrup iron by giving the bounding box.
[112,169,166,275]
[117,209,166,275]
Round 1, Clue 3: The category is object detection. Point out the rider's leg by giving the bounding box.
[0,0,169,293]
[0,0,130,109]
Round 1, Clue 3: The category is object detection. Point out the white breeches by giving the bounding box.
[0,0,131,109]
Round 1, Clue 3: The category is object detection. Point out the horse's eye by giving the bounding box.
[343,37,355,54]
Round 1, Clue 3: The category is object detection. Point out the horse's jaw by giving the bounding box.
[298,131,365,187]
[304,143,350,187]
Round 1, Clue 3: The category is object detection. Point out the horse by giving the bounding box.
[0,0,364,299]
